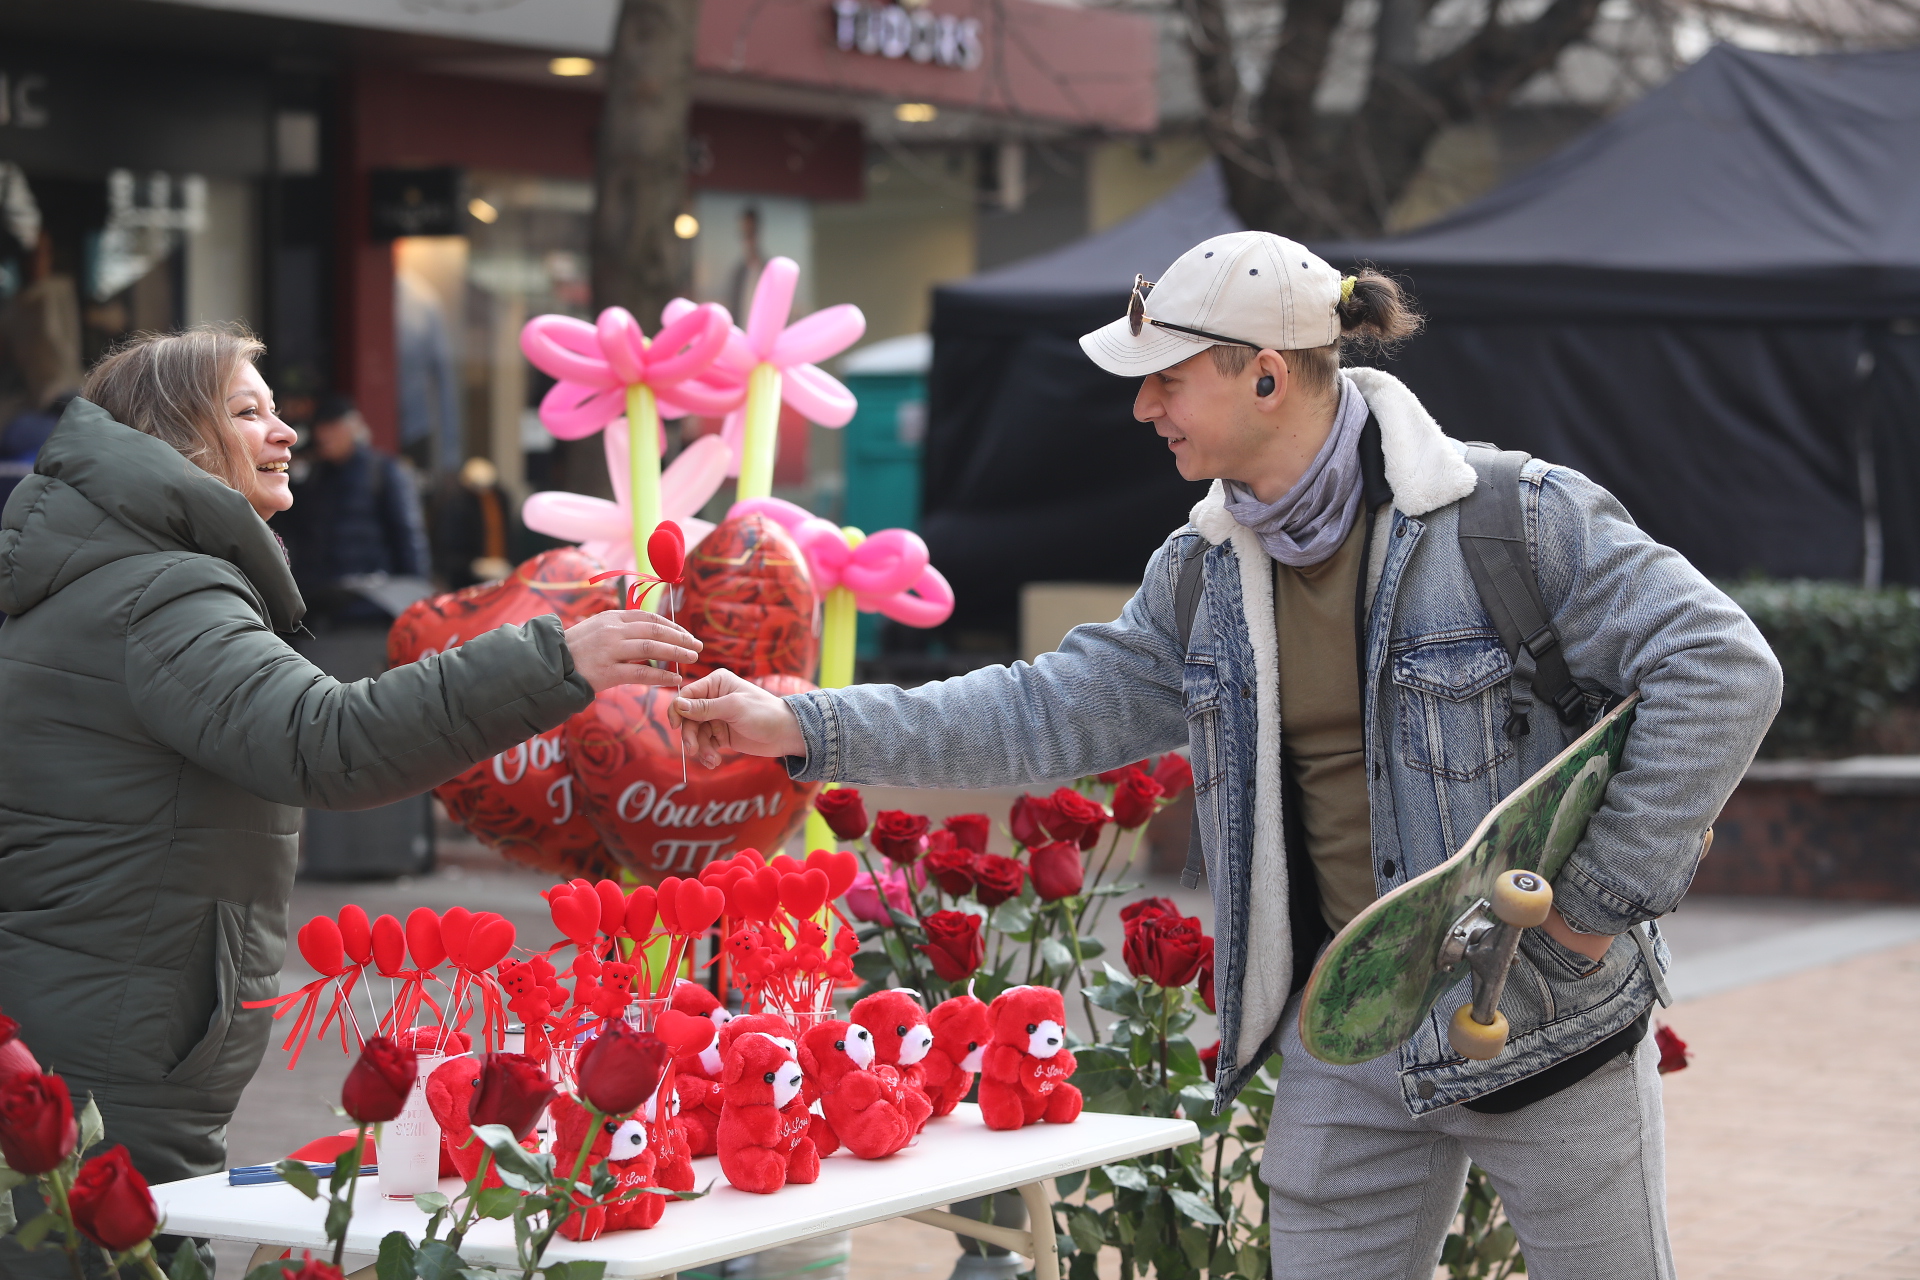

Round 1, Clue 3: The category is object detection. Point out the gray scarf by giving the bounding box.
[1223,373,1368,567]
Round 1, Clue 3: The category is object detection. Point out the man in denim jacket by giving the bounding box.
[675,232,1780,1279]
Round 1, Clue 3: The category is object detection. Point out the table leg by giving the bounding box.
[1015,1182,1060,1280]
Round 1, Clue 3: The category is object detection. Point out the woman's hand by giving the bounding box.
[563,610,703,693]
[671,668,806,767]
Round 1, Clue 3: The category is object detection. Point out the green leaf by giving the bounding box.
[1054,1170,1085,1198]
[1101,1163,1149,1191]
[413,1192,451,1215]
[543,1263,608,1280]
[852,950,893,981]
[970,970,1012,1003]
[1075,936,1106,959]
[245,1264,293,1280]
[475,1185,522,1219]
[413,1238,465,1280]
[375,1231,418,1280]
[13,1209,61,1251]
[274,1159,321,1200]
[1067,1207,1107,1254]
[989,900,1033,935]
[472,1124,550,1191]
[78,1094,105,1156]
[1167,1188,1223,1226]
[168,1239,211,1280]
[324,1192,354,1242]
[1039,938,1075,976]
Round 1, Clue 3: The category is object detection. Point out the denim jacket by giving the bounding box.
[785,367,1780,1114]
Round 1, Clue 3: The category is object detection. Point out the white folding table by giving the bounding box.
[153,1104,1198,1280]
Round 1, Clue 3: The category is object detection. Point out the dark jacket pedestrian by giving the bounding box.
[0,329,698,1272]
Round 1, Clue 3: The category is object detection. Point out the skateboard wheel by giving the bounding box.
[1491,869,1553,928]
[1449,1005,1509,1061]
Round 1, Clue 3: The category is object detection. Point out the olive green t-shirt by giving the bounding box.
[1275,515,1376,931]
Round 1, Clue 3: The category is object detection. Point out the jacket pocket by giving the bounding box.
[1182,654,1222,797]
[1505,929,1615,1025]
[164,900,244,1086]
[1392,633,1514,783]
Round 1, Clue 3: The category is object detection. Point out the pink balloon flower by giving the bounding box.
[520,303,735,440]
[521,426,733,572]
[732,497,954,629]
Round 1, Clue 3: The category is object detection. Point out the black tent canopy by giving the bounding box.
[922,44,1920,644]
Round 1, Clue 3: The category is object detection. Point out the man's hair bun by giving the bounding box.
[1334,268,1423,356]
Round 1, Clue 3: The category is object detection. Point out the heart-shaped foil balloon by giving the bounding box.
[566,674,820,884]
[435,727,621,880]
[387,549,622,879]
[678,513,818,682]
[388,547,619,668]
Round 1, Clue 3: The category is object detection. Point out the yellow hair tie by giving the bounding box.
[1340,275,1357,303]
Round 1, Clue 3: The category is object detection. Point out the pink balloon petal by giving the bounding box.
[539,380,625,440]
[768,304,866,369]
[874,565,955,628]
[646,304,730,385]
[744,258,800,357]
[660,373,748,417]
[663,434,732,520]
[782,362,857,428]
[721,409,747,475]
[522,491,629,545]
[841,528,929,597]
[522,315,617,388]
[596,307,649,384]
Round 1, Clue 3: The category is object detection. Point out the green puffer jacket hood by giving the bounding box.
[0,400,592,1211]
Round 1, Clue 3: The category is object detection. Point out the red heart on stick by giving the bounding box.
[655,1008,716,1056]
[677,514,819,682]
[298,916,345,976]
[727,869,778,922]
[565,676,820,886]
[548,886,601,947]
[779,869,831,920]
[338,906,373,967]
[594,880,628,936]
[371,914,407,977]
[648,521,687,585]
[464,914,517,972]
[624,886,659,939]
[676,884,728,936]
[805,850,860,901]
[405,908,446,971]
[439,907,475,966]
[769,854,804,876]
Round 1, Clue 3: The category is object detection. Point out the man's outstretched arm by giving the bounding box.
[674,537,1197,788]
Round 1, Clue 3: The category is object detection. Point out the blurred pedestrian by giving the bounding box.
[275,392,431,626]
[432,455,518,589]
[0,325,699,1278]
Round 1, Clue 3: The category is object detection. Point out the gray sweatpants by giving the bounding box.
[1261,1000,1674,1280]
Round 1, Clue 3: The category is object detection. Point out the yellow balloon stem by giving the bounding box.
[628,383,662,585]
[821,586,858,691]
[736,363,783,503]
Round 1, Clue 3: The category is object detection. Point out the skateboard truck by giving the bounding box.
[1440,870,1555,1061]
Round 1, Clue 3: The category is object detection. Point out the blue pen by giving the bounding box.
[227,1162,378,1186]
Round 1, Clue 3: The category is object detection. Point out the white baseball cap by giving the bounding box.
[1078,231,1348,377]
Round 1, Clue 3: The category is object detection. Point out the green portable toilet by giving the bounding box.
[839,333,931,658]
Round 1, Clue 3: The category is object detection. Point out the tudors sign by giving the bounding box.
[830,0,983,69]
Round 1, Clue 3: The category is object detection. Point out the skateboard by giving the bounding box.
[1298,693,1640,1065]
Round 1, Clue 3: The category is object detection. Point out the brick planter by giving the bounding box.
[1701,758,1920,901]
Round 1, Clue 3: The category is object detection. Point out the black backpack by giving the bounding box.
[1172,446,1584,888]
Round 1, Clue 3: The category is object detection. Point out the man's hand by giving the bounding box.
[1540,906,1614,964]
[562,610,702,693]
[671,668,806,768]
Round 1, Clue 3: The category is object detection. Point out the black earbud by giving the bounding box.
[1256,375,1275,397]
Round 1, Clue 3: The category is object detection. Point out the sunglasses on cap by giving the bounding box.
[1128,275,1261,349]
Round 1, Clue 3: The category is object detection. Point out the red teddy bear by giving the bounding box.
[797,1020,915,1160]
[978,986,1082,1131]
[642,1082,695,1194]
[851,990,936,1134]
[551,1093,665,1239]
[923,995,993,1118]
[717,1032,821,1195]
[680,1010,791,1157]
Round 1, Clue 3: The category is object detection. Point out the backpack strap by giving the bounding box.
[1173,537,1208,887]
[1458,447,1585,738]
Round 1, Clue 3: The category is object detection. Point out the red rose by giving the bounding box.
[471,1052,556,1141]
[814,788,870,841]
[1008,794,1057,849]
[923,832,977,896]
[282,1254,347,1280]
[1110,768,1164,830]
[1028,841,1085,902]
[0,1011,40,1082]
[67,1145,158,1250]
[918,912,984,982]
[971,855,1028,907]
[1655,1024,1690,1074]
[340,1037,419,1124]
[1118,897,1181,925]
[1197,938,1216,1013]
[942,813,991,855]
[1198,1041,1220,1081]
[872,810,931,865]
[1152,752,1194,798]
[574,1020,667,1115]
[0,1071,76,1174]
[1095,761,1150,785]
[1123,911,1210,988]
[1046,788,1109,849]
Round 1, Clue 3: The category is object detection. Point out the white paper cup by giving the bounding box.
[379,1053,448,1199]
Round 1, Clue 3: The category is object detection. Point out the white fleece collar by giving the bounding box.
[1189,367,1477,545]
[1182,366,1476,1065]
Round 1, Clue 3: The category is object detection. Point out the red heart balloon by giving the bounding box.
[655,1008,716,1056]
[337,905,373,967]
[388,547,620,668]
[769,854,804,876]
[439,907,476,967]
[465,914,517,972]
[434,727,618,881]
[677,884,728,936]
[594,880,628,935]
[298,916,345,976]
[655,877,687,932]
[624,886,659,939]
[565,675,820,885]
[648,521,687,585]
[677,514,818,681]
[549,886,601,947]
[727,868,778,922]
[806,850,859,901]
[371,914,407,977]
[405,907,446,971]
[779,868,830,920]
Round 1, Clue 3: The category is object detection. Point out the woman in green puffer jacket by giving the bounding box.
[0,328,696,1259]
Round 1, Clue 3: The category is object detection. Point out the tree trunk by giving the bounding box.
[559,0,700,497]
